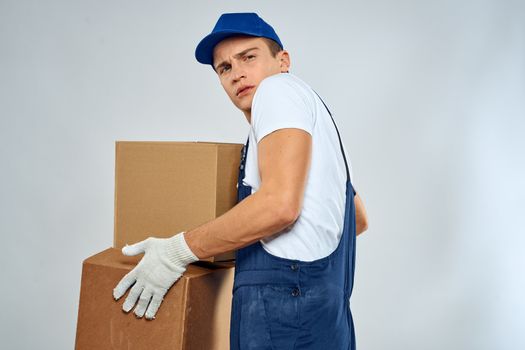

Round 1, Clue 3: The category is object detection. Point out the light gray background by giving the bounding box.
[1,0,524,349]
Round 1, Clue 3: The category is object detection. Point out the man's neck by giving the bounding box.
[243,110,252,124]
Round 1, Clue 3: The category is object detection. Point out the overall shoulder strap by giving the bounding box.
[312,90,352,186]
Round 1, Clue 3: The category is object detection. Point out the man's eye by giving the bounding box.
[244,55,256,61]
[220,66,231,74]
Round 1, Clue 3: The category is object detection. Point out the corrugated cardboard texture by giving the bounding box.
[114,141,243,261]
[75,248,235,350]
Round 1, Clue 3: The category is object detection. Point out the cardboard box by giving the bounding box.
[114,141,243,261]
[75,248,235,350]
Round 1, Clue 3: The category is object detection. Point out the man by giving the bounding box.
[113,12,368,349]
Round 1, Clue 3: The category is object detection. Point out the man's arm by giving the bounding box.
[114,128,366,319]
[185,128,311,259]
[354,192,369,236]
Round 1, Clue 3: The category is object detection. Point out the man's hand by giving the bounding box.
[113,232,199,320]
[354,193,369,236]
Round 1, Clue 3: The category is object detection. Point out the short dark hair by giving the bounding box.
[263,38,283,57]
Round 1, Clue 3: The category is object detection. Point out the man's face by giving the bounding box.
[213,36,290,120]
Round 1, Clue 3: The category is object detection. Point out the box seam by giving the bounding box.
[113,141,119,248]
[180,277,190,349]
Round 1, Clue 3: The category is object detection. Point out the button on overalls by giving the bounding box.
[230,96,357,350]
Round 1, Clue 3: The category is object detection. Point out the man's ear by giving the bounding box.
[278,50,291,73]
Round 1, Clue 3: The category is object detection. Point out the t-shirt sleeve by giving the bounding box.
[251,75,315,143]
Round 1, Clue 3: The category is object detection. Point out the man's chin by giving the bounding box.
[235,100,253,112]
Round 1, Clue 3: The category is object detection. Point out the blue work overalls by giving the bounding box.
[230,96,357,350]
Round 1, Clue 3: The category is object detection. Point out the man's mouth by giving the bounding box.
[236,85,254,97]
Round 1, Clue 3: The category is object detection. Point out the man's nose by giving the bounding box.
[231,63,246,82]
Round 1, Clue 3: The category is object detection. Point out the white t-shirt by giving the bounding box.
[243,72,354,261]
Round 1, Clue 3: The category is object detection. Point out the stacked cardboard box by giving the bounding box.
[76,141,243,349]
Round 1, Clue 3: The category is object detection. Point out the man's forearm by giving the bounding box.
[184,189,297,259]
[186,189,369,258]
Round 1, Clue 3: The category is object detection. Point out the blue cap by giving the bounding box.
[195,13,283,66]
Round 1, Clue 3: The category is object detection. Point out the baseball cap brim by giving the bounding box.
[195,30,267,66]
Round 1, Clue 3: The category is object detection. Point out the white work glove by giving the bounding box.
[113,232,199,320]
